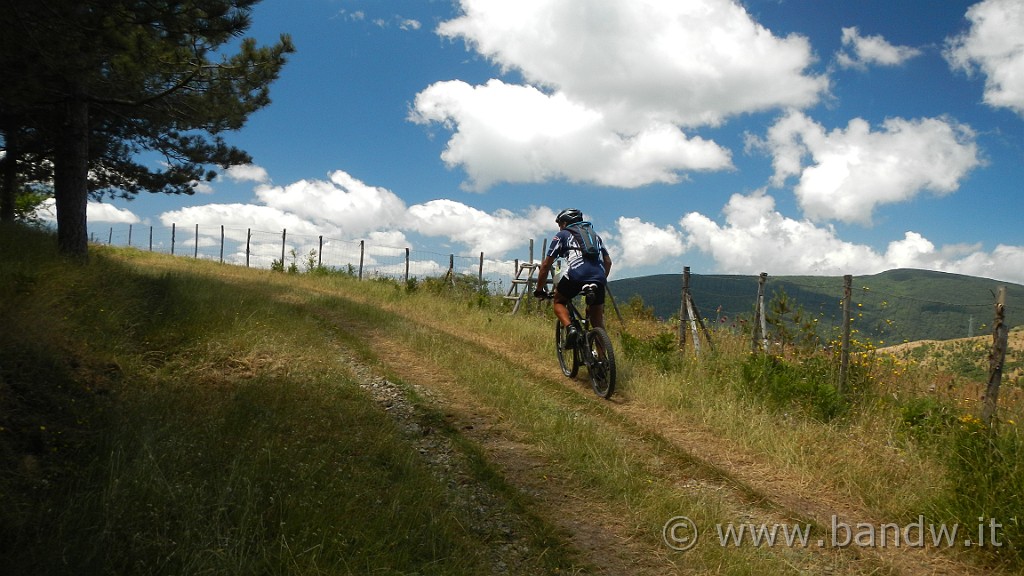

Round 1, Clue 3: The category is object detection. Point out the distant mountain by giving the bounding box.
[609,269,1024,343]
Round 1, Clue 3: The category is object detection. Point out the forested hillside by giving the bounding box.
[611,269,1024,343]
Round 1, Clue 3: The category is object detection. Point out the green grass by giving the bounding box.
[0,224,582,575]
[4,223,1024,574]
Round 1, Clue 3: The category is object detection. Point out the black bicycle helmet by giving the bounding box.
[555,208,584,226]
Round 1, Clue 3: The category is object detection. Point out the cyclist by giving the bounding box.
[534,208,613,345]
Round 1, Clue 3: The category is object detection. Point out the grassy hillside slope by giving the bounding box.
[0,225,580,575]
[3,223,1023,575]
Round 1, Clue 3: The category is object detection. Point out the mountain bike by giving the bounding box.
[540,284,616,399]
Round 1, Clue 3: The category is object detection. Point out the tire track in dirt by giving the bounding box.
[364,335,682,575]
[317,309,672,575]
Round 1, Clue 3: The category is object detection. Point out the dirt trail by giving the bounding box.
[330,307,987,576]
[130,259,1006,574]
[364,334,679,575]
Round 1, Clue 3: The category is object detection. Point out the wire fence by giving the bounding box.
[95,222,1019,417]
[95,222,1019,346]
[94,222,542,294]
[674,271,1018,345]
[677,269,1020,413]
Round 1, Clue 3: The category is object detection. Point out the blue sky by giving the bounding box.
[68,0,1024,284]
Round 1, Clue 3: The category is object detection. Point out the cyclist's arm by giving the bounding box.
[602,249,612,279]
[535,255,556,291]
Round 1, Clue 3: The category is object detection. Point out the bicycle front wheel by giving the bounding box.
[586,327,616,399]
[555,321,580,378]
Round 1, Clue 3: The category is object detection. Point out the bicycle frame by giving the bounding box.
[550,285,616,399]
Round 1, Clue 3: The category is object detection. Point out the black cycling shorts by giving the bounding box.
[555,277,605,305]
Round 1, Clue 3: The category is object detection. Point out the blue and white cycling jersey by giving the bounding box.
[546,229,607,283]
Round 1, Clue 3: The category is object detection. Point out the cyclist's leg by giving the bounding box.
[589,304,605,330]
[551,294,572,327]
[553,278,581,327]
[585,283,608,329]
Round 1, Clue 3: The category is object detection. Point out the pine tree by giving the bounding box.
[0,0,294,256]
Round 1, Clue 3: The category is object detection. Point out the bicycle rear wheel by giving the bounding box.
[555,321,580,378]
[586,327,616,398]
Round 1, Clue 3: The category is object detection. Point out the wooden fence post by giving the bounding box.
[358,240,364,279]
[527,240,536,311]
[171,223,176,255]
[752,273,768,353]
[194,224,199,258]
[245,228,251,267]
[318,236,323,267]
[149,226,153,252]
[108,227,112,245]
[839,274,853,394]
[685,286,701,356]
[128,224,133,247]
[679,267,713,355]
[405,248,410,284]
[478,252,484,290]
[220,225,224,263]
[679,267,690,352]
[982,286,1008,427]
[280,229,287,269]
[605,283,624,324]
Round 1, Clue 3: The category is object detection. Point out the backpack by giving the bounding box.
[565,221,601,261]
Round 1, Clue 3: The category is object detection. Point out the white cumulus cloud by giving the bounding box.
[681,191,884,275]
[88,202,141,224]
[412,0,827,190]
[151,169,1024,285]
[160,203,322,238]
[438,0,827,128]
[224,164,270,183]
[676,191,1024,284]
[254,170,408,237]
[837,26,922,70]
[35,199,141,224]
[613,217,685,270]
[406,200,554,256]
[945,0,1024,117]
[157,171,559,259]
[753,111,981,225]
[410,79,732,191]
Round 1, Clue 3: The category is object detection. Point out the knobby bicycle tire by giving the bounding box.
[555,321,580,378]
[586,327,616,399]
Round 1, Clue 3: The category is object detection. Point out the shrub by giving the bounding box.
[739,353,847,422]
[620,331,679,372]
[899,396,958,440]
